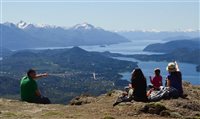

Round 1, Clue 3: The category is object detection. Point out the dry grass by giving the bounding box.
[0,83,200,119]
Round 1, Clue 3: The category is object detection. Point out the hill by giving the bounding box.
[0,47,137,104]
[132,48,200,65]
[0,82,200,119]
[1,21,129,50]
[101,45,200,73]
[143,38,200,53]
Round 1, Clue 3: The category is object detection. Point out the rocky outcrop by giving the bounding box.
[0,82,200,119]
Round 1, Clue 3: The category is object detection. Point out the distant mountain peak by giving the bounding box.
[72,22,96,30]
[3,22,16,28]
[16,21,59,29]
[67,46,88,54]
[16,20,30,29]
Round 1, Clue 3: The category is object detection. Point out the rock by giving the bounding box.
[106,90,123,97]
[160,110,170,117]
[170,112,182,118]
[70,95,96,105]
[139,102,167,115]
[106,90,114,96]
[127,112,139,116]
[182,102,200,111]
[118,102,132,106]
[183,81,191,87]
[195,113,200,116]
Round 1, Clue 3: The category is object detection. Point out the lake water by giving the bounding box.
[115,57,200,85]
[33,40,164,55]
[79,40,200,85]
[32,40,200,85]
[79,40,164,55]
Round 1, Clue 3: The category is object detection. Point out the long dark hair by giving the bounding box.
[131,68,146,82]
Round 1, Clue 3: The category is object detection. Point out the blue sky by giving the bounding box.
[1,0,199,31]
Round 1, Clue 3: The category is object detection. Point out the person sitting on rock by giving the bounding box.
[113,84,134,106]
[123,83,134,98]
[166,61,183,97]
[149,68,162,90]
[20,69,51,104]
[147,68,163,97]
[113,68,147,106]
[131,68,148,102]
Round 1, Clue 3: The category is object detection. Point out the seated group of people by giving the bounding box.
[113,61,183,106]
[20,61,183,105]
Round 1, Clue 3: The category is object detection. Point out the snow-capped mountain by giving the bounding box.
[16,21,59,29]
[72,22,96,30]
[3,22,16,28]
[117,30,199,41]
[16,21,30,29]
[1,22,43,50]
[1,21,129,50]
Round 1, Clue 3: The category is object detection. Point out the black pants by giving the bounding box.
[31,96,51,104]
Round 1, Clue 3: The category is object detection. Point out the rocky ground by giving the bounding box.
[0,82,200,119]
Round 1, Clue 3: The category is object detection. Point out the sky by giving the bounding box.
[0,0,199,31]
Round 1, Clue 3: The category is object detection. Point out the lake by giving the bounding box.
[79,40,164,55]
[115,57,200,85]
[32,40,200,85]
[33,40,164,55]
[79,40,200,85]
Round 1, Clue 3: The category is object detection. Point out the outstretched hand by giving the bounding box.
[41,73,48,77]
[174,61,180,71]
[34,73,48,80]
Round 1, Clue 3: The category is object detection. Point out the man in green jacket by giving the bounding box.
[20,69,51,104]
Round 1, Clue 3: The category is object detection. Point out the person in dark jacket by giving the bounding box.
[166,61,183,96]
[131,68,148,102]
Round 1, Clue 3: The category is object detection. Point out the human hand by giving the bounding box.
[42,73,48,77]
[174,61,180,71]
[34,73,48,80]
[128,83,132,88]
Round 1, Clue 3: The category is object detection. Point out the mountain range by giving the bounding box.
[117,30,199,41]
[1,21,129,50]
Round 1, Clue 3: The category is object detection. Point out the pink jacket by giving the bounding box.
[150,76,162,88]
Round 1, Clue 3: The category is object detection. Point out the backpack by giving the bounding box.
[148,86,179,102]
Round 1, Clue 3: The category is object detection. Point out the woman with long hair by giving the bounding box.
[131,68,148,102]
